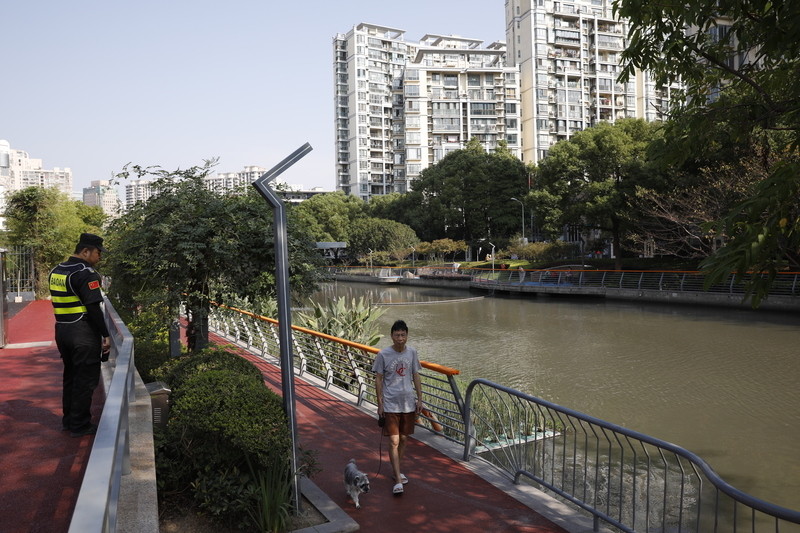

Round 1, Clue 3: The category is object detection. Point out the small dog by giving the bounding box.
[343,459,370,508]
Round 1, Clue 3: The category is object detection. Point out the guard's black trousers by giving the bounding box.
[55,321,101,431]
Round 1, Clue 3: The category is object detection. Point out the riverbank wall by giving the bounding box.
[332,273,800,313]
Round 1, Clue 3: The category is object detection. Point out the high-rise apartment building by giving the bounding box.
[334,23,521,201]
[83,180,121,218]
[504,0,680,164]
[0,139,73,196]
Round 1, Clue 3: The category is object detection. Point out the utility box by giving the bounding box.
[145,381,171,428]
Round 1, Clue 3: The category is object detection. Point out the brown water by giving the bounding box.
[308,281,800,511]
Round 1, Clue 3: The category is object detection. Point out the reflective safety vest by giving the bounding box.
[49,261,92,323]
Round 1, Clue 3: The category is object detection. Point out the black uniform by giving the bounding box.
[49,256,109,433]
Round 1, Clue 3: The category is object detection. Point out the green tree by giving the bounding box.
[535,119,661,269]
[291,191,365,243]
[614,0,800,303]
[407,138,529,244]
[4,186,103,296]
[346,217,419,259]
[106,161,322,351]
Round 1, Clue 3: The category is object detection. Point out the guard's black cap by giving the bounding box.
[78,233,107,253]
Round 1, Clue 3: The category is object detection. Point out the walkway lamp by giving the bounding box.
[489,242,496,273]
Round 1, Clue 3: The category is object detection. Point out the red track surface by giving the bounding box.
[0,300,103,533]
[0,301,568,533]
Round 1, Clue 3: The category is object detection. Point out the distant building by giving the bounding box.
[504,0,682,164]
[83,180,121,219]
[124,179,156,210]
[333,23,521,201]
[120,167,331,211]
[0,139,74,229]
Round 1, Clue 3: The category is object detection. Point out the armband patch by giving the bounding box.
[88,280,100,290]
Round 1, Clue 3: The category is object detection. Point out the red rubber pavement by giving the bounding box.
[0,300,103,533]
[224,340,570,533]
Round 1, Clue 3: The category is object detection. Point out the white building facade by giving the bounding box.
[82,180,121,218]
[333,23,521,201]
[504,0,680,164]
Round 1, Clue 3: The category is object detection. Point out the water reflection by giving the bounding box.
[306,281,800,511]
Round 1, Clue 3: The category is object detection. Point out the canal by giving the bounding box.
[308,281,800,512]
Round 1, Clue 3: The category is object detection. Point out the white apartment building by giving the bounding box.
[0,139,73,196]
[83,180,121,218]
[504,0,680,164]
[333,23,521,201]
[124,179,156,210]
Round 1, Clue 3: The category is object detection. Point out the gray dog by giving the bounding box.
[343,459,370,508]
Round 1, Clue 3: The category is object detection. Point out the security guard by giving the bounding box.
[49,233,111,437]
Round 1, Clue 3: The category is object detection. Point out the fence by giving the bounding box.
[208,302,800,533]
[207,304,466,444]
[470,268,800,298]
[68,297,136,533]
[463,379,800,533]
[4,245,35,297]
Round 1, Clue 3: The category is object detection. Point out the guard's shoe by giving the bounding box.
[70,424,97,438]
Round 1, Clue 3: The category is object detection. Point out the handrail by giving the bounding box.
[462,378,800,532]
[207,304,466,442]
[68,297,136,533]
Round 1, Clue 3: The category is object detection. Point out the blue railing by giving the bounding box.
[463,379,800,533]
[68,297,136,533]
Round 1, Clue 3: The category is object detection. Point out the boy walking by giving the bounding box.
[373,320,423,495]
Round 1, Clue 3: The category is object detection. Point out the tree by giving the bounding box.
[406,138,529,244]
[614,0,800,302]
[534,119,661,269]
[346,217,419,259]
[106,161,322,351]
[4,186,104,296]
[290,191,366,243]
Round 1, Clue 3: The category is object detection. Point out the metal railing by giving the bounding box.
[471,268,800,298]
[68,297,136,533]
[4,245,35,296]
[207,304,466,444]
[462,379,800,533]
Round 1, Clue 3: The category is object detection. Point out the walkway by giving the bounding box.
[0,300,103,533]
[0,300,580,533]
[226,339,578,532]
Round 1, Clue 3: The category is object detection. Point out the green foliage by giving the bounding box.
[504,241,580,263]
[534,119,662,269]
[614,0,800,303]
[3,186,104,296]
[152,346,263,392]
[106,161,322,350]
[156,352,292,529]
[245,456,291,533]
[297,295,386,347]
[346,217,419,259]
[290,191,366,243]
[403,143,530,243]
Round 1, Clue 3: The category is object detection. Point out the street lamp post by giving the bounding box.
[489,242,496,273]
[510,197,525,243]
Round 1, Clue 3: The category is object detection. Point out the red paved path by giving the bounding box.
[0,300,102,533]
[224,339,570,533]
[0,301,570,533]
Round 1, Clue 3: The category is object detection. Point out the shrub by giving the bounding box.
[155,351,293,530]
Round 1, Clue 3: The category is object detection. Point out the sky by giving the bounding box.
[2,1,507,194]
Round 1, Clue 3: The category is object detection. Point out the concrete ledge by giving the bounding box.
[291,477,360,533]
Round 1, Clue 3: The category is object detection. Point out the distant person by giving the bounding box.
[373,319,423,495]
[48,233,111,437]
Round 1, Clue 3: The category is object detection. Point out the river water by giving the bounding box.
[308,281,800,511]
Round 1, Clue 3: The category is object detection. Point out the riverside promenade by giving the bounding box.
[0,300,586,533]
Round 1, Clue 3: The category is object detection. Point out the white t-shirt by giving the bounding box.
[373,345,421,413]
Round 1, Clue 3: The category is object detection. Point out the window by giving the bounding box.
[444,74,458,87]
[468,74,480,86]
[407,148,422,160]
[505,103,517,113]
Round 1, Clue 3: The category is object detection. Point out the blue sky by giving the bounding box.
[2,1,506,192]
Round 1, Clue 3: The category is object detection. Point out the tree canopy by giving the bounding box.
[614,0,800,303]
[533,119,662,269]
[404,138,530,245]
[106,161,322,350]
[3,186,105,296]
